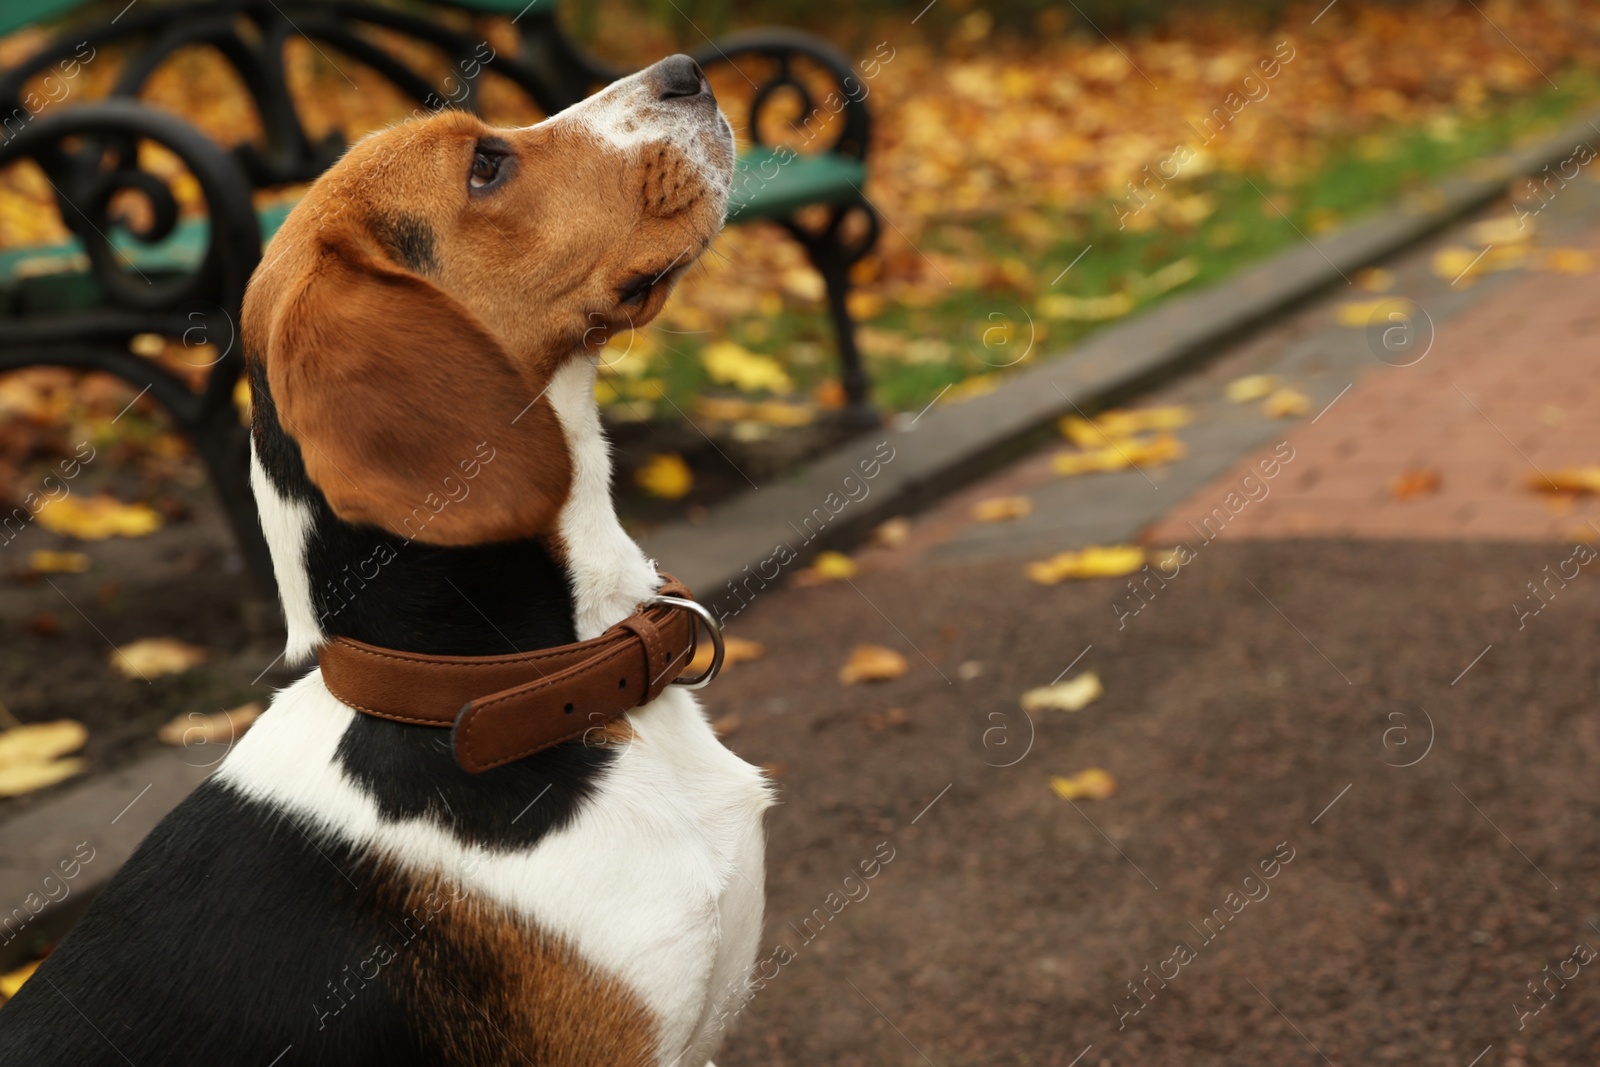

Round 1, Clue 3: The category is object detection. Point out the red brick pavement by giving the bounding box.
[1145,232,1600,544]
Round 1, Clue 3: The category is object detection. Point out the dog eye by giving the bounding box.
[469,152,501,189]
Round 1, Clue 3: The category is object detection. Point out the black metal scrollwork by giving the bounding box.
[0,101,269,587]
[0,3,886,587]
[690,30,872,160]
[0,1,581,186]
[686,31,881,421]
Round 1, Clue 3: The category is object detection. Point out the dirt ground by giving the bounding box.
[9,496,1600,1066]
[699,539,1600,1067]
[0,491,284,819]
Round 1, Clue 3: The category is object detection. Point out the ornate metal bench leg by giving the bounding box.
[193,409,277,604]
[815,251,873,427]
[782,197,882,428]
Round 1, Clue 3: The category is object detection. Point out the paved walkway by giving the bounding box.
[1147,235,1600,543]
[844,173,1600,575]
[697,176,1600,1067]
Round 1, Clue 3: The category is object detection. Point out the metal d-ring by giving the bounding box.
[649,595,725,689]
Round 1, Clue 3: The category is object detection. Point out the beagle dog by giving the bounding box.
[0,55,770,1066]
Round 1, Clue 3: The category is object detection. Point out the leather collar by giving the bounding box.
[318,575,711,773]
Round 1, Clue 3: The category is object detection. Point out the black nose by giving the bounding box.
[655,54,709,101]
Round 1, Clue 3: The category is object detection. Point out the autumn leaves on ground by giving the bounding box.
[3,0,1600,1007]
[2,0,1597,782]
[3,1,1600,510]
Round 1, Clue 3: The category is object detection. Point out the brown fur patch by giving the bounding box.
[377,867,660,1066]
[242,101,727,545]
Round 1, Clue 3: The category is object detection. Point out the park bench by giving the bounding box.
[0,0,881,597]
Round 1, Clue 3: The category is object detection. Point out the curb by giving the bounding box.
[640,109,1600,614]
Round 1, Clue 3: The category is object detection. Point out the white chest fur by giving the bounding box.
[235,354,770,1062]
[215,677,769,1062]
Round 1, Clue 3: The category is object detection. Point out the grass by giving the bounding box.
[630,68,1600,423]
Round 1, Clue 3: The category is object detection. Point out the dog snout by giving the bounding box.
[651,54,711,102]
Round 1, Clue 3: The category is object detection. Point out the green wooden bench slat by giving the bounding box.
[0,0,89,40]
[0,150,863,310]
[0,201,289,284]
[727,147,865,223]
[448,0,557,16]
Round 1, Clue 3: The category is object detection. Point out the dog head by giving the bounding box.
[243,55,733,545]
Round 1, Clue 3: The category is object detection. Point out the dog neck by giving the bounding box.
[248,355,658,665]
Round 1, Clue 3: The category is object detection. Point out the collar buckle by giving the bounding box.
[648,594,724,689]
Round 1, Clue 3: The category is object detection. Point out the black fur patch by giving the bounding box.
[249,358,578,655]
[370,214,439,274]
[249,356,609,850]
[334,716,610,852]
[0,782,458,1064]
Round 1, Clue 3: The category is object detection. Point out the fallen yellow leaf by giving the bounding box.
[972,495,1033,522]
[0,720,87,768]
[1533,468,1600,494]
[1132,257,1199,297]
[1052,432,1187,477]
[779,266,826,302]
[1431,245,1526,282]
[634,453,693,499]
[0,758,85,797]
[1021,671,1103,712]
[1483,245,1531,271]
[1026,545,1145,584]
[1058,415,1103,448]
[233,374,253,423]
[1060,406,1192,446]
[813,379,847,410]
[1467,214,1533,246]
[1226,374,1278,403]
[110,637,207,680]
[1262,387,1310,418]
[1093,405,1193,439]
[26,550,90,574]
[1431,246,1480,281]
[1391,468,1442,500]
[0,960,39,998]
[1538,248,1596,274]
[1354,267,1394,292]
[701,341,793,394]
[807,551,858,581]
[688,634,765,676]
[872,517,912,548]
[1037,291,1134,321]
[34,495,162,540]
[1052,448,1127,476]
[847,290,884,320]
[1336,298,1389,327]
[839,644,908,684]
[1052,768,1117,801]
[157,702,263,747]
[1338,296,1419,329]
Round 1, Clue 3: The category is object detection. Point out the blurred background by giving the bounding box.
[5,1,1600,1063]
[3,0,1595,518]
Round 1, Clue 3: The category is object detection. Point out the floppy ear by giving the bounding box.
[259,235,572,545]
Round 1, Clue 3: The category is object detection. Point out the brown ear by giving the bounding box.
[260,237,571,545]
